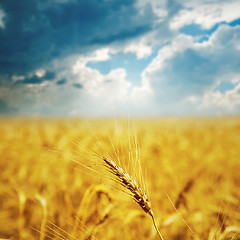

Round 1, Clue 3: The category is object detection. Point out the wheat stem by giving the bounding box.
[150,211,164,240]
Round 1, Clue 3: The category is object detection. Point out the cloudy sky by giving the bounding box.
[0,0,240,116]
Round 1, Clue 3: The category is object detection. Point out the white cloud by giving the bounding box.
[187,83,240,114]
[35,69,46,78]
[226,84,240,105]
[76,48,111,64]
[209,24,240,49]
[124,40,152,59]
[144,34,193,74]
[130,24,240,115]
[73,54,131,102]
[130,34,193,104]
[130,82,152,107]
[170,1,240,30]
[0,6,6,29]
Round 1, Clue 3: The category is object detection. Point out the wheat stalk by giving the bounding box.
[96,155,164,240]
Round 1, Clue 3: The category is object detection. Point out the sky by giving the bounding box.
[0,0,240,117]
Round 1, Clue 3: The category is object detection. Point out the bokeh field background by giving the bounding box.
[0,117,239,240]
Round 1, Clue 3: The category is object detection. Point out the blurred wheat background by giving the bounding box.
[0,117,240,240]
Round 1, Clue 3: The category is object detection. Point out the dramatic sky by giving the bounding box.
[0,0,240,116]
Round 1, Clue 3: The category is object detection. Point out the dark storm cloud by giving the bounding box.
[91,25,151,44]
[16,71,56,84]
[0,0,154,76]
[44,71,55,80]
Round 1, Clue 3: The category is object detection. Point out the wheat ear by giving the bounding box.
[97,156,164,240]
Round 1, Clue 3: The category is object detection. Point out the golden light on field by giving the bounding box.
[0,118,240,240]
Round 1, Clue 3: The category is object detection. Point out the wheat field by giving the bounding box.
[0,117,240,240]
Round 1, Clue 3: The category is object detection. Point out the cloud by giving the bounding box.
[185,82,240,115]
[1,0,240,116]
[131,24,240,114]
[0,48,132,116]
[0,0,155,75]
[79,48,111,63]
[16,71,56,84]
[125,0,182,58]
[123,36,153,59]
[136,0,183,20]
[170,0,240,30]
[56,78,67,85]
[135,0,167,20]
[0,5,6,29]
[0,98,17,114]
[72,83,83,89]
[43,71,55,80]
[72,55,131,102]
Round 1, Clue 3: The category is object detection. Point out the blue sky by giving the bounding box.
[0,0,240,116]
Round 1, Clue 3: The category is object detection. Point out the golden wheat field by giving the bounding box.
[0,117,240,240]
